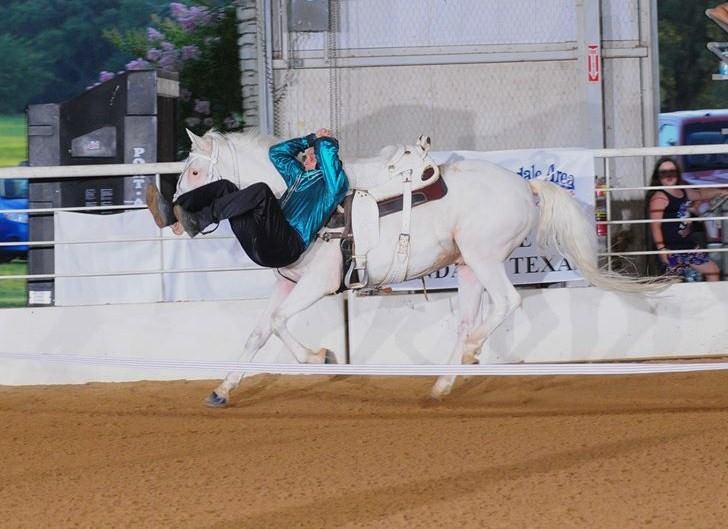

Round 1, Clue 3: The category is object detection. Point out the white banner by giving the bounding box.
[391,148,595,290]
[54,149,594,305]
[55,210,275,306]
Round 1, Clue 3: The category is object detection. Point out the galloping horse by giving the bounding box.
[178,130,668,406]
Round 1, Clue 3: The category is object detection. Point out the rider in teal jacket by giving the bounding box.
[153,129,349,268]
[269,132,349,247]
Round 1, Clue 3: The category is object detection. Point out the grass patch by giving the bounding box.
[0,115,27,167]
[0,260,27,308]
[0,116,28,307]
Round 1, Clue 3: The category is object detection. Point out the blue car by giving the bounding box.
[0,178,28,262]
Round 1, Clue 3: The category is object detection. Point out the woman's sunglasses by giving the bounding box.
[658,169,678,178]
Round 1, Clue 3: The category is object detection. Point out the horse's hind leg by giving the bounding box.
[207,276,295,407]
[431,265,484,399]
[462,261,521,361]
[431,260,520,399]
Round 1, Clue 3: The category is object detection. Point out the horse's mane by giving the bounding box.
[205,129,281,155]
[199,128,406,191]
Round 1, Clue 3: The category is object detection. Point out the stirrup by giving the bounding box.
[344,261,368,290]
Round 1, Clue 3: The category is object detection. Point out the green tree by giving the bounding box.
[107,1,243,138]
[658,0,728,111]
[0,34,52,113]
[0,0,168,111]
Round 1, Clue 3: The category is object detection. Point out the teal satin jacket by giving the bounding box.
[268,134,349,247]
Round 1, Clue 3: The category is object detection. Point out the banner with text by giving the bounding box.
[391,148,595,290]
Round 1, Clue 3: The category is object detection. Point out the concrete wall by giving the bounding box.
[2,282,727,385]
[0,295,346,385]
[349,283,728,364]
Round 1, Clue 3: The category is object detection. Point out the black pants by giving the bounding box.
[175,180,306,268]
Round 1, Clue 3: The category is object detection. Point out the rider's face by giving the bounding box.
[302,147,317,171]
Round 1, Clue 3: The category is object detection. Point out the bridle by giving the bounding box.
[175,132,241,198]
[174,132,242,235]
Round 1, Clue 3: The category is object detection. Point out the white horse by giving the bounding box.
[178,130,668,407]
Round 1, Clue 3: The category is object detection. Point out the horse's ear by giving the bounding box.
[186,128,212,154]
[417,135,431,155]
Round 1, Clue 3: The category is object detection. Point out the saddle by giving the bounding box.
[322,135,448,290]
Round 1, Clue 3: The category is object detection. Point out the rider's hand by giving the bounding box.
[315,128,332,138]
[171,222,184,236]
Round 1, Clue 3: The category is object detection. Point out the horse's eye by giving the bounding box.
[192,170,199,176]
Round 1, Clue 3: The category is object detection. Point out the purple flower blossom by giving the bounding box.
[147,27,163,41]
[181,45,200,61]
[169,2,186,19]
[161,41,175,52]
[184,117,201,127]
[203,117,214,127]
[159,50,178,71]
[146,48,162,62]
[126,58,150,70]
[194,99,211,115]
[170,2,212,32]
[99,71,115,82]
[180,88,192,102]
[190,6,212,26]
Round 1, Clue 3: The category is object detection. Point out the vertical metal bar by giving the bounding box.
[641,0,660,148]
[605,157,613,271]
[256,0,274,134]
[156,174,166,302]
[575,0,605,150]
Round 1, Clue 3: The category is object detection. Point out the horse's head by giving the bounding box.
[174,129,239,199]
[174,128,287,200]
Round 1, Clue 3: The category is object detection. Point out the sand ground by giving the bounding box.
[1,372,728,529]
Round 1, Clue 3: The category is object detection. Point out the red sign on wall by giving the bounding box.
[587,43,601,83]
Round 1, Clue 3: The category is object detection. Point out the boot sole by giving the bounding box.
[146,185,171,228]
[173,205,200,237]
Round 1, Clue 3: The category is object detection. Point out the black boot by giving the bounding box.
[173,204,213,238]
[145,184,177,228]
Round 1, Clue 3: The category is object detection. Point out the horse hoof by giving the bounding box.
[462,353,479,365]
[431,384,452,400]
[324,349,338,364]
[205,391,228,408]
[315,348,337,364]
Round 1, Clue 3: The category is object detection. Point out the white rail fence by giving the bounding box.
[1,144,728,380]
[1,144,728,278]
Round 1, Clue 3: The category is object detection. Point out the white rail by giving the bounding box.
[3,352,728,376]
[0,162,184,179]
[1,143,728,281]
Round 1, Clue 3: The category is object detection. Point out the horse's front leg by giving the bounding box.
[270,246,342,365]
[207,275,295,407]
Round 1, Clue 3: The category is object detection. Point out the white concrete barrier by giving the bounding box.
[0,294,346,385]
[3,282,728,385]
[347,282,728,364]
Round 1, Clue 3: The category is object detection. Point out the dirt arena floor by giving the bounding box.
[2,372,728,529]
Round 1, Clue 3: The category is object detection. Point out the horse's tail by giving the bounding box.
[528,179,674,294]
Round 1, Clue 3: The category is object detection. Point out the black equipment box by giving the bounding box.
[27,69,179,305]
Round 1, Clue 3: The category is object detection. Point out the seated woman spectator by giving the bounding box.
[647,156,728,281]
